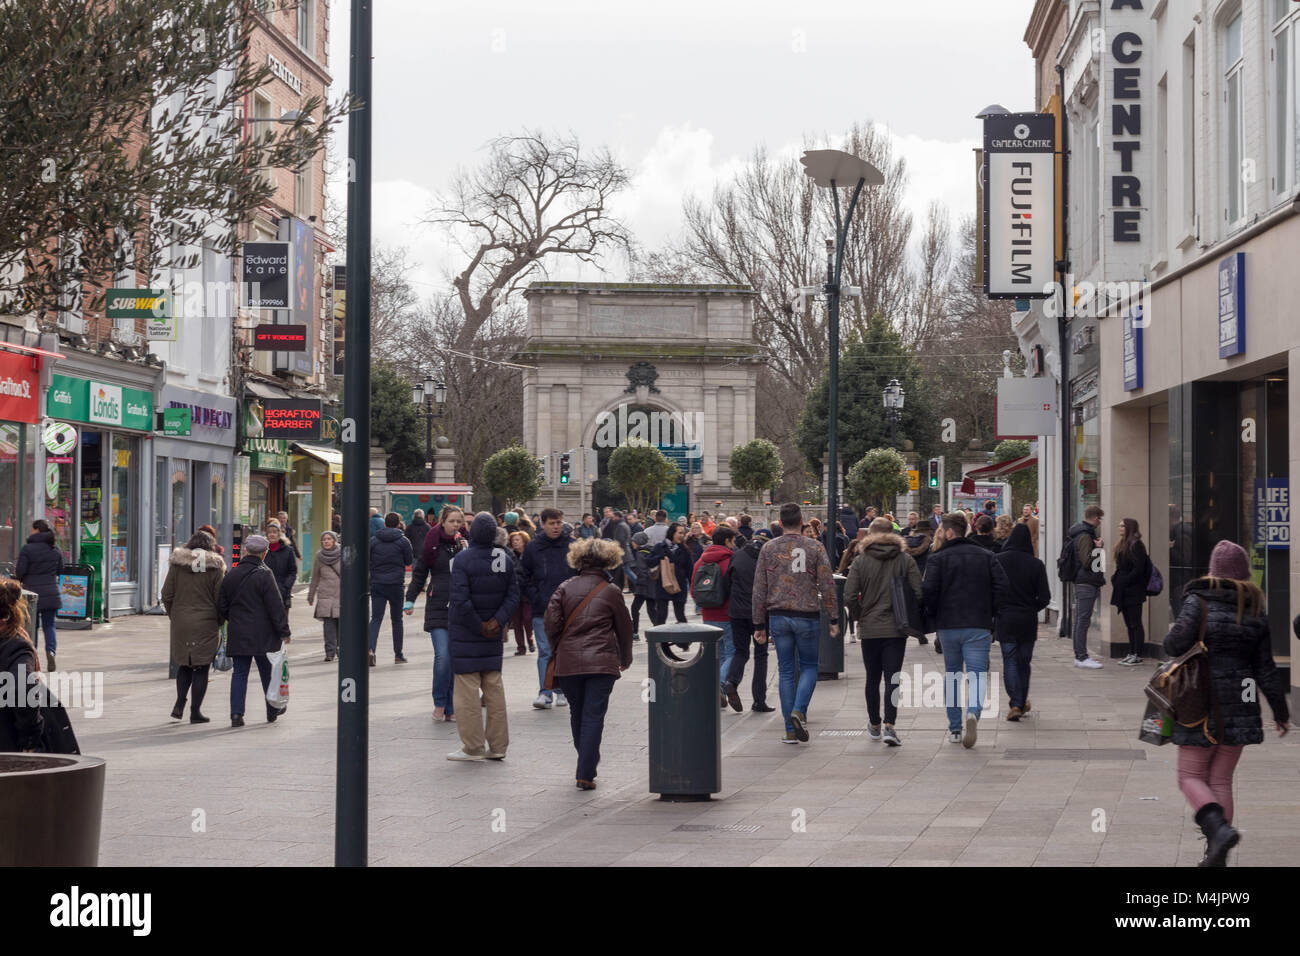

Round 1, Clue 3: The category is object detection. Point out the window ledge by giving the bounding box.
[1175,230,1197,251]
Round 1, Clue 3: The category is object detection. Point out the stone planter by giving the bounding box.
[0,754,105,865]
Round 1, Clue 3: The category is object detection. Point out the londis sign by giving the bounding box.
[47,375,152,431]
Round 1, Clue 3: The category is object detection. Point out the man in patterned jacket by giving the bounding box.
[752,503,838,745]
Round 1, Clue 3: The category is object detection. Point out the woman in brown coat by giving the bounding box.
[162,530,226,723]
[308,530,342,661]
[543,538,634,790]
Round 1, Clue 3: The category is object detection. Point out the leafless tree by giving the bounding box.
[424,130,633,354]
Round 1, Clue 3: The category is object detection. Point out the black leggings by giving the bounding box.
[176,664,210,715]
[630,595,647,630]
[1121,604,1145,657]
[860,638,907,726]
[649,597,686,625]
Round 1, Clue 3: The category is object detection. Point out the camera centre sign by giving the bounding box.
[1104,0,1154,276]
[983,112,1055,298]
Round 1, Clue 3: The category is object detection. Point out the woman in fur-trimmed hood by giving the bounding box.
[161,530,227,722]
[843,518,923,745]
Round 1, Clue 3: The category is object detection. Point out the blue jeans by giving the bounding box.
[429,628,453,713]
[770,615,820,733]
[230,653,276,720]
[714,620,734,690]
[368,583,405,654]
[33,608,57,654]
[939,627,991,731]
[1000,640,1033,711]
[533,616,552,698]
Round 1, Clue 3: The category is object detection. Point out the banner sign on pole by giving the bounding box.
[241,242,292,309]
[983,112,1056,299]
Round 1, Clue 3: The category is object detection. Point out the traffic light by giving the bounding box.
[928,458,941,489]
[559,452,571,484]
[540,454,551,485]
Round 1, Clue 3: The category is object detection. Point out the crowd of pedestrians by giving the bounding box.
[13,485,1276,868]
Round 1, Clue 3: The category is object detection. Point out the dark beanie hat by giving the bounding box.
[1208,540,1250,581]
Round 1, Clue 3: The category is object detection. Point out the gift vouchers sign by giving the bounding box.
[253,324,308,351]
[259,399,322,439]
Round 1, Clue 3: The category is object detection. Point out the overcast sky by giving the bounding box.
[327,1,1036,296]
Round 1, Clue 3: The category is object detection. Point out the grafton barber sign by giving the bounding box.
[259,399,322,440]
[983,112,1055,298]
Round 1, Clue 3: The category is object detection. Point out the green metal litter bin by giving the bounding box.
[647,622,723,801]
[817,574,848,679]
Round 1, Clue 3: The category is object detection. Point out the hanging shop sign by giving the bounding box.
[289,217,315,376]
[996,376,1057,438]
[1122,304,1143,391]
[332,264,346,376]
[253,324,308,351]
[245,438,290,472]
[982,112,1055,298]
[1104,0,1153,262]
[146,311,178,341]
[260,398,322,439]
[105,288,168,320]
[241,242,292,309]
[160,387,236,445]
[47,374,153,431]
[1218,252,1245,358]
[43,421,77,455]
[0,349,40,424]
[161,407,192,437]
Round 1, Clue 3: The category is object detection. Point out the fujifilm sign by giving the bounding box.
[983,112,1056,298]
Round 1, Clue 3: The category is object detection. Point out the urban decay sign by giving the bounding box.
[983,112,1055,298]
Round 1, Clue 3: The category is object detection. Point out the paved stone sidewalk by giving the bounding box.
[62,589,1297,866]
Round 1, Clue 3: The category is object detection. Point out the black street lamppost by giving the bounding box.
[411,373,447,481]
[883,378,905,447]
[799,149,884,569]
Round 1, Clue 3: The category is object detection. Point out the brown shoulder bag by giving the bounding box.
[1144,597,1222,744]
[543,581,610,690]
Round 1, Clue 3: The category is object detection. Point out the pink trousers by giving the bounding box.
[1176,744,1244,822]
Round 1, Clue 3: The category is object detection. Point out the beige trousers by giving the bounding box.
[453,671,509,756]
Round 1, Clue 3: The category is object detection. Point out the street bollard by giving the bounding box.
[817,574,848,680]
[646,622,723,802]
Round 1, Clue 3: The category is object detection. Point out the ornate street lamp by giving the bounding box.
[883,378,905,446]
[411,373,447,481]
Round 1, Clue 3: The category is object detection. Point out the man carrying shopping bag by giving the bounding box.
[218,534,291,727]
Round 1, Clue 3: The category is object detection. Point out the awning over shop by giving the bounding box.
[245,379,292,399]
[292,442,342,476]
[965,454,1038,480]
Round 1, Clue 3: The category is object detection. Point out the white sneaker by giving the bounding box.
[947,730,962,743]
[553,691,568,707]
[532,693,553,709]
[484,751,506,761]
[1120,654,1142,666]
[866,723,882,740]
[447,750,486,761]
[1075,658,1103,669]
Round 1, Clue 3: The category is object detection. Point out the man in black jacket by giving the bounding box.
[405,509,432,558]
[518,507,577,709]
[721,528,773,713]
[369,512,414,664]
[218,535,290,726]
[1067,504,1106,669]
[993,523,1051,720]
[922,511,1009,748]
[602,510,633,589]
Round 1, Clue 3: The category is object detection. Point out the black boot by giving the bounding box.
[1194,803,1239,867]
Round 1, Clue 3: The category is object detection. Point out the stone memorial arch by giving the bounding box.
[519,282,760,517]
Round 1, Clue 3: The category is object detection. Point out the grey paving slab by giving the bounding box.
[57,596,1296,866]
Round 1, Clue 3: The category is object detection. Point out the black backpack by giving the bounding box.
[692,560,728,608]
[1057,533,1082,583]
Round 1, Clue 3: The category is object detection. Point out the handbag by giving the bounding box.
[1144,597,1221,743]
[543,582,610,691]
[659,556,681,595]
[213,623,232,672]
[889,557,925,639]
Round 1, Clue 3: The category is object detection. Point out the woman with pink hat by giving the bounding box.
[1163,539,1290,867]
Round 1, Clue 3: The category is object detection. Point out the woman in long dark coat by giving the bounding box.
[15,519,62,671]
[1110,517,1151,665]
[162,530,225,723]
[217,535,291,727]
[648,522,692,625]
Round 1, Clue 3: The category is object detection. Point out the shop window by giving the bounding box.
[211,464,227,536]
[1223,11,1246,229]
[110,437,136,583]
[1270,0,1300,199]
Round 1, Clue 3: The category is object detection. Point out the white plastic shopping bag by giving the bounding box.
[265,644,289,710]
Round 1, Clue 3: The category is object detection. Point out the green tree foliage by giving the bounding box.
[795,314,936,475]
[607,442,680,516]
[0,0,346,319]
[992,439,1037,514]
[728,439,783,508]
[370,363,424,481]
[482,444,543,508]
[845,447,910,514]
